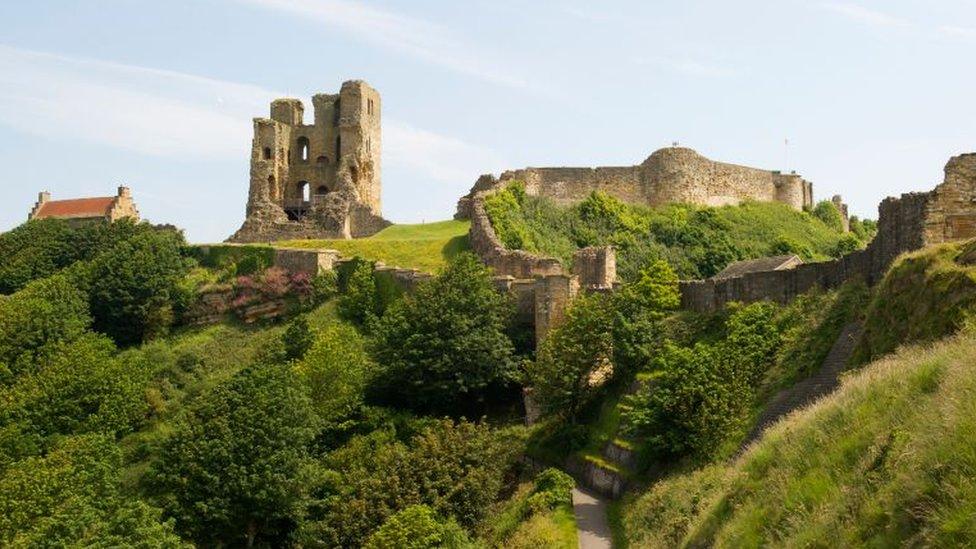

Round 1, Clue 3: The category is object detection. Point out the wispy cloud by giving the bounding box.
[820,2,910,28]
[237,0,533,91]
[0,44,502,185]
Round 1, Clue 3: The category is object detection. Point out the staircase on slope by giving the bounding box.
[739,321,863,452]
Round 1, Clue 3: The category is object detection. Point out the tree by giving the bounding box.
[622,302,781,457]
[283,315,315,361]
[338,260,380,329]
[528,292,614,423]
[0,273,91,379]
[373,253,517,415]
[87,227,189,345]
[150,362,317,547]
[812,200,845,233]
[294,323,372,427]
[612,260,680,374]
[297,419,522,547]
[0,434,181,547]
[364,505,471,549]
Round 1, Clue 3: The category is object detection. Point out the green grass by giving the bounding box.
[275,219,470,273]
[853,239,976,365]
[618,325,976,548]
[479,476,578,549]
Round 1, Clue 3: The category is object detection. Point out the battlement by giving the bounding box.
[228,80,388,243]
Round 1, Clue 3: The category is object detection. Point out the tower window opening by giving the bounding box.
[298,181,310,202]
[316,185,328,196]
[297,136,309,161]
[262,147,271,160]
[316,156,329,165]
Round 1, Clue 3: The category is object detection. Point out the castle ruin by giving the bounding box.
[229,80,390,242]
[457,146,815,218]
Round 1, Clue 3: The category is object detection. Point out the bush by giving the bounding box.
[812,200,845,233]
[298,419,524,547]
[373,253,517,415]
[294,322,372,427]
[149,361,317,546]
[338,260,381,329]
[0,274,91,378]
[87,228,189,346]
[527,293,614,423]
[612,260,681,374]
[364,505,471,549]
[831,232,863,257]
[623,303,781,458]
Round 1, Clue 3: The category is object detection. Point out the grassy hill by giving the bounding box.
[616,240,976,547]
[275,219,469,273]
[483,184,866,281]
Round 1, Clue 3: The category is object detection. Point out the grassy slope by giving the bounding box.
[485,190,851,280]
[480,480,577,549]
[276,219,470,273]
[853,239,976,365]
[620,328,976,547]
[619,241,976,547]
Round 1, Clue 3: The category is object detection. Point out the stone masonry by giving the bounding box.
[229,80,390,242]
[681,153,976,312]
[29,186,140,224]
[456,146,814,219]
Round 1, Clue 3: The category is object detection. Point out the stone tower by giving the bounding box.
[229,80,389,242]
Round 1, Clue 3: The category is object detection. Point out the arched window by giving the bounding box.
[262,147,272,160]
[297,136,309,162]
[316,185,328,196]
[316,156,329,165]
[298,181,310,202]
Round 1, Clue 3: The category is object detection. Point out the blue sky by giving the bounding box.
[1,1,974,242]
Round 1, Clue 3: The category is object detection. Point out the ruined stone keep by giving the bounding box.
[229,80,390,242]
[457,146,815,218]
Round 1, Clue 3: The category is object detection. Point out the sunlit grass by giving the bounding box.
[276,219,470,273]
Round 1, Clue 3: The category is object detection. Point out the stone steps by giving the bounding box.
[739,321,863,453]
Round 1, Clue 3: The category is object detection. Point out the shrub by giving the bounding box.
[527,293,614,423]
[831,232,863,257]
[0,274,91,378]
[86,228,189,346]
[338,260,380,329]
[373,253,517,415]
[612,260,681,374]
[282,315,315,360]
[149,362,317,546]
[812,200,845,233]
[298,419,523,547]
[294,322,372,427]
[364,505,471,549]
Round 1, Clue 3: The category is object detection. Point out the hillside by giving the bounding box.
[483,184,872,280]
[615,239,976,547]
[275,219,470,273]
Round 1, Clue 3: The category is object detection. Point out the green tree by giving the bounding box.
[812,200,845,232]
[339,260,380,329]
[87,228,189,345]
[150,362,317,547]
[294,323,372,427]
[373,253,517,415]
[0,273,91,380]
[0,218,77,294]
[0,434,181,547]
[364,505,471,549]
[283,315,315,360]
[528,292,614,423]
[612,260,681,373]
[832,232,863,257]
[298,419,522,547]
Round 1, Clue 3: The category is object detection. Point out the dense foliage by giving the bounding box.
[373,252,518,415]
[483,183,871,280]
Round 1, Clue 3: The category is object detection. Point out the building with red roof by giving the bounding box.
[28,187,140,224]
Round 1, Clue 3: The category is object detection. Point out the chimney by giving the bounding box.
[38,190,50,203]
[118,186,131,198]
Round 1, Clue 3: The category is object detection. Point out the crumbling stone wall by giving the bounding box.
[681,153,976,312]
[572,246,616,289]
[534,274,579,345]
[456,146,814,219]
[229,80,389,242]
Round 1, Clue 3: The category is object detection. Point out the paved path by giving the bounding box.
[572,486,612,549]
